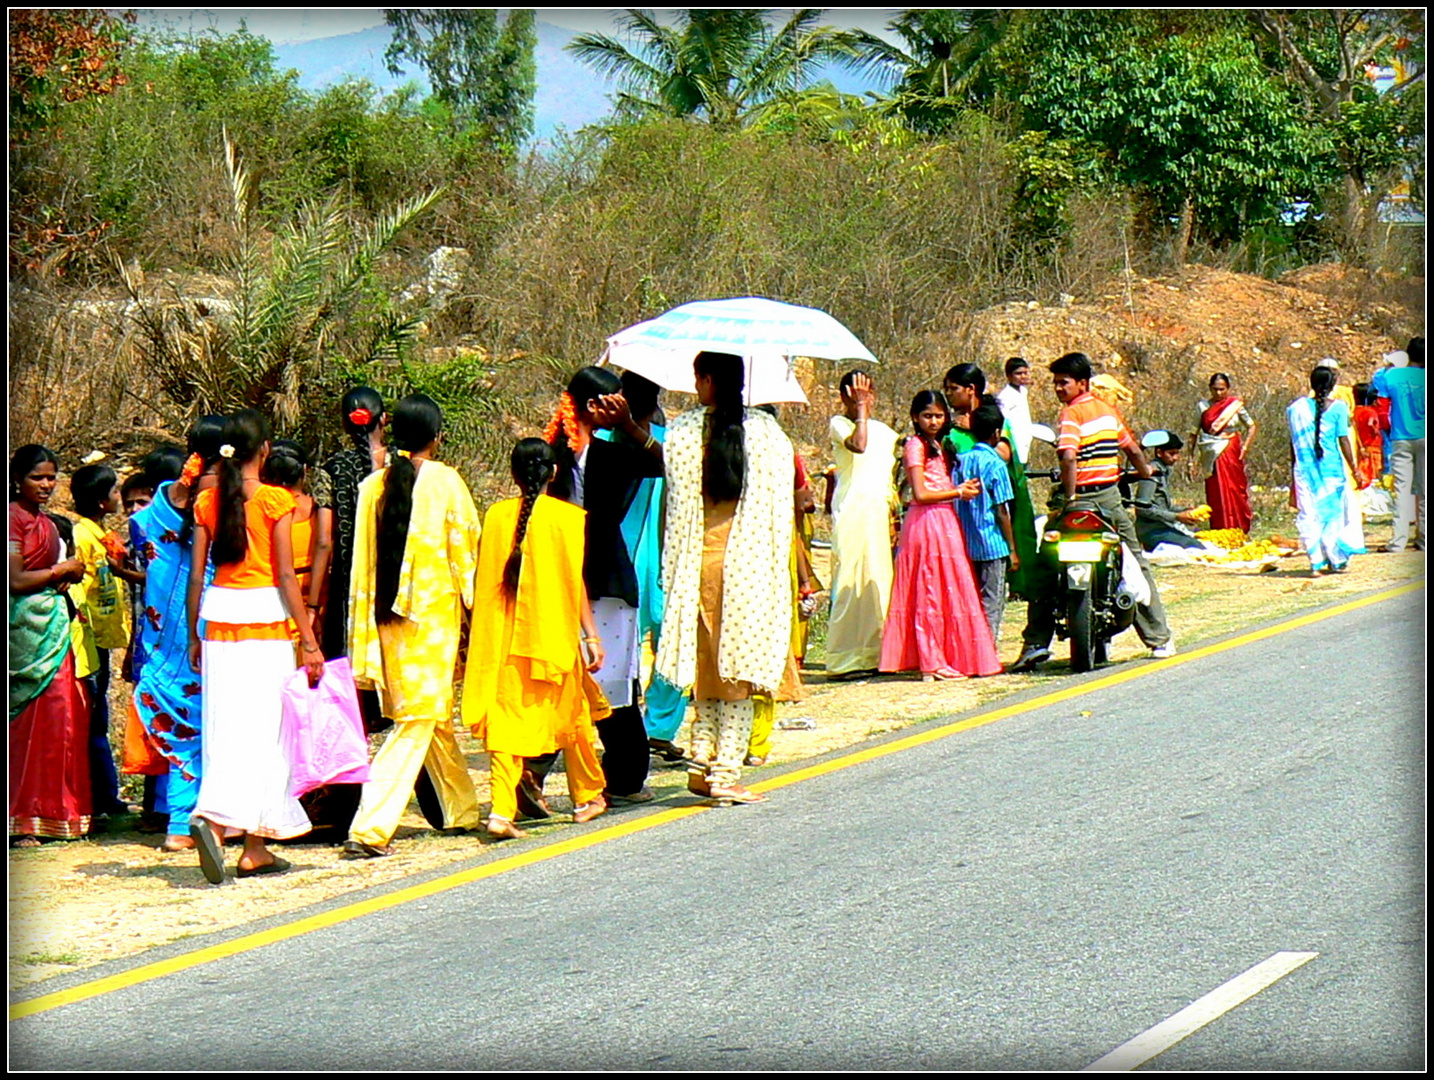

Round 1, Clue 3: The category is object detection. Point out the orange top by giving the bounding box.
[1057,392,1136,491]
[193,484,297,590]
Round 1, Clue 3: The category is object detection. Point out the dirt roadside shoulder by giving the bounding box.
[8,539,1424,992]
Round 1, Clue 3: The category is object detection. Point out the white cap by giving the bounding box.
[1384,350,1410,368]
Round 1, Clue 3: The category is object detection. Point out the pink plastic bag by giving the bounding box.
[280,657,371,797]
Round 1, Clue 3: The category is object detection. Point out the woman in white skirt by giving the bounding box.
[186,409,323,883]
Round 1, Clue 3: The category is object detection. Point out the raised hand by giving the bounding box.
[587,393,631,430]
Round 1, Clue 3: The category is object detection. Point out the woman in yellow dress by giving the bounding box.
[462,438,608,840]
[344,395,483,857]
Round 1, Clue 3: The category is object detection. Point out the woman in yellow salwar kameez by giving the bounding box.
[462,439,609,840]
[344,395,483,857]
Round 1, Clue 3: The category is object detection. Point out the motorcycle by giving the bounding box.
[1025,470,1140,672]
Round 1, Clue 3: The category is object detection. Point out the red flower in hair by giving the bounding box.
[349,407,373,427]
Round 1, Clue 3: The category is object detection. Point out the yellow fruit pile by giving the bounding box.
[1209,539,1287,563]
[1195,527,1247,549]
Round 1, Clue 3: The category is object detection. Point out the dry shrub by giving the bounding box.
[8,288,171,459]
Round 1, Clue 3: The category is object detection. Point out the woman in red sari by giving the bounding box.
[9,445,92,844]
[1351,382,1384,489]
[1192,373,1257,534]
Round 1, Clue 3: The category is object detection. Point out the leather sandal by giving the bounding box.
[515,770,551,820]
[686,769,712,798]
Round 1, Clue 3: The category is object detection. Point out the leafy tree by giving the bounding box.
[1248,9,1425,259]
[567,9,858,130]
[995,11,1334,262]
[9,8,134,144]
[382,8,536,150]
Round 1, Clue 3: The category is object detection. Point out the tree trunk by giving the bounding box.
[1343,174,1370,266]
[1173,194,1194,266]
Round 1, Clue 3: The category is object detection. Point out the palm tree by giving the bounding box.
[566,9,859,129]
[844,9,1022,131]
[120,133,442,429]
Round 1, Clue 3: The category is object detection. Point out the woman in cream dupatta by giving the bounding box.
[657,352,794,805]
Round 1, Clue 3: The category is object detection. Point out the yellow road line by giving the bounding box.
[10,581,1421,1021]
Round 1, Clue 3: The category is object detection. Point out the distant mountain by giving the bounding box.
[270,20,883,147]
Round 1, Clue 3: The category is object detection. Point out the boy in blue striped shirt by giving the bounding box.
[956,405,1019,642]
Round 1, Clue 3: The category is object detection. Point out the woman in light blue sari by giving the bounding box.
[1288,366,1365,574]
[129,418,222,850]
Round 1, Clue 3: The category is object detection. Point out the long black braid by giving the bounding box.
[503,438,558,600]
[375,394,442,624]
[1310,365,1335,461]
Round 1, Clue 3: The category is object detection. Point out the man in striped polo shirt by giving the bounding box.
[1011,352,1174,671]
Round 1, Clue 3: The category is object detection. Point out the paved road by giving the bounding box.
[11,589,1424,1070]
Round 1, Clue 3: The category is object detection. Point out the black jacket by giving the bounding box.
[552,435,663,607]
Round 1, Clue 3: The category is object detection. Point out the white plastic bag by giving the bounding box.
[1119,543,1151,605]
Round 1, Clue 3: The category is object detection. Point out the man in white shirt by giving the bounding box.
[994,356,1034,464]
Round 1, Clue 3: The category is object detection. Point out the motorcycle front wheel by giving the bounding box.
[1067,587,1095,673]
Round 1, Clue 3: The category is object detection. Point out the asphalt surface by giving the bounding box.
[10,588,1425,1070]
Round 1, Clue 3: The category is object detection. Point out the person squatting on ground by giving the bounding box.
[343,395,483,858]
[187,410,322,881]
[462,438,610,840]
[656,351,794,805]
[1128,433,1206,552]
[1012,353,1175,673]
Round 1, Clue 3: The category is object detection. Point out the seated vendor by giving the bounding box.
[1129,431,1205,551]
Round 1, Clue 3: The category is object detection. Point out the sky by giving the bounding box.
[136,8,902,45]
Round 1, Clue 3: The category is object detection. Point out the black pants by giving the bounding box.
[86,650,124,814]
[528,680,650,797]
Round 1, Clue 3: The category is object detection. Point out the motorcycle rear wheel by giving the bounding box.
[1068,587,1095,673]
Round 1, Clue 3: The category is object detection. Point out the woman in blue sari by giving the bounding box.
[1288,366,1365,575]
[129,418,223,851]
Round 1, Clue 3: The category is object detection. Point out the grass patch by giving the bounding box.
[18,949,83,966]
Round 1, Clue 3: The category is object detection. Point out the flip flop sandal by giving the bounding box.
[236,856,292,878]
[190,821,227,884]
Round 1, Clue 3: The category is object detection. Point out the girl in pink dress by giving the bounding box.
[880,391,1003,680]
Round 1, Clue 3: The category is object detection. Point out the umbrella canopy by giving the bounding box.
[602,297,878,405]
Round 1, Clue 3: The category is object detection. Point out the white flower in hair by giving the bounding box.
[219,444,236,459]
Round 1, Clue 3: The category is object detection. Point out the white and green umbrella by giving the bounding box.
[601,296,878,405]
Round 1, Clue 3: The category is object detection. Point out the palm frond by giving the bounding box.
[333,186,444,303]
